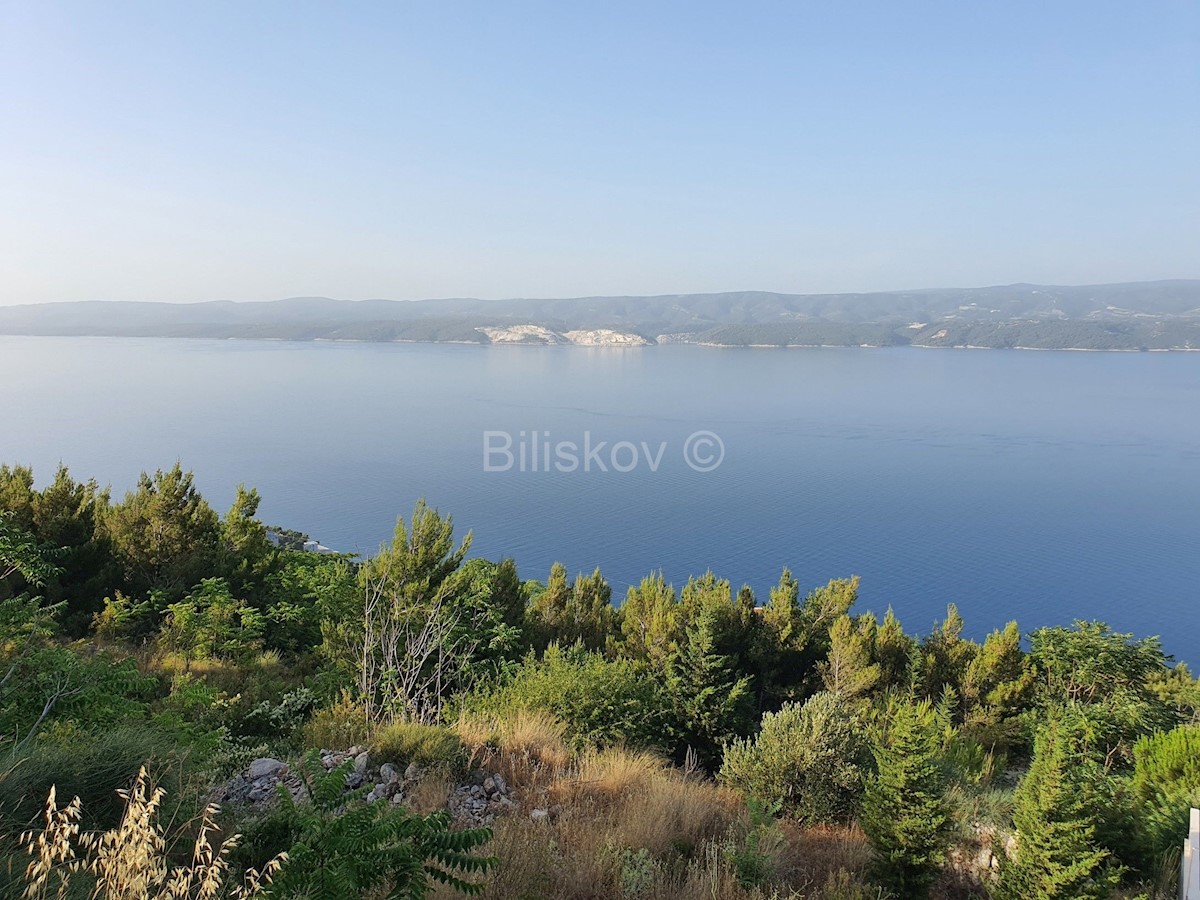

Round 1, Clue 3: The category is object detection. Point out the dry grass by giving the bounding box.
[424,740,882,900]
[20,768,282,900]
[407,769,454,816]
[455,708,572,787]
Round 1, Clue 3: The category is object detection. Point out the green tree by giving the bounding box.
[666,601,754,764]
[874,607,913,691]
[102,464,222,599]
[618,571,681,666]
[820,614,881,701]
[959,620,1034,747]
[861,699,951,899]
[1127,724,1200,873]
[995,715,1120,899]
[1029,621,1173,767]
[220,483,278,601]
[355,501,488,722]
[919,604,977,705]
[0,466,115,634]
[525,563,616,653]
[157,577,264,668]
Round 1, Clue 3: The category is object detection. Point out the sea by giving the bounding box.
[2,335,1197,662]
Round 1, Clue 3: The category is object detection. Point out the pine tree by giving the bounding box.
[667,602,753,764]
[860,699,950,899]
[995,715,1120,900]
[820,614,881,700]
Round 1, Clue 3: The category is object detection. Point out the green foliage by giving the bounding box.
[1127,725,1200,873]
[1,597,155,743]
[1030,621,1173,766]
[723,798,784,888]
[959,620,1034,748]
[525,562,617,653]
[102,463,222,599]
[994,714,1121,899]
[158,577,265,667]
[720,691,868,825]
[821,615,881,701]
[461,645,673,751]
[918,604,976,704]
[861,699,951,899]
[371,721,464,769]
[258,752,495,899]
[1149,662,1200,725]
[0,507,58,589]
[665,596,754,764]
[618,571,681,666]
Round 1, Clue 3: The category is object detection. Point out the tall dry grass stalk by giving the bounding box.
[21,767,283,900]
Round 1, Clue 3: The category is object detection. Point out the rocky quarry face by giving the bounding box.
[211,748,553,828]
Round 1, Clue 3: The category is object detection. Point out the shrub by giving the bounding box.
[372,721,464,770]
[460,645,673,751]
[720,692,868,825]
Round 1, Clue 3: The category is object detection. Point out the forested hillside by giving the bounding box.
[2,462,1198,899]
[3,280,1200,350]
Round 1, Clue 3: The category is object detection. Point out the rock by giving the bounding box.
[404,762,421,781]
[391,793,405,805]
[483,777,496,796]
[347,745,363,757]
[380,763,399,783]
[492,773,508,795]
[353,751,370,774]
[530,808,549,823]
[246,758,286,780]
[345,772,364,789]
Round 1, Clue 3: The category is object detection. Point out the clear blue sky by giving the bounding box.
[1,0,1197,304]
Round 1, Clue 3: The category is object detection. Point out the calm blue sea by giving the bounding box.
[3,336,1197,662]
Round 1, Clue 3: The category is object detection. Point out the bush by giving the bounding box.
[460,645,674,751]
[720,692,868,825]
[371,721,464,770]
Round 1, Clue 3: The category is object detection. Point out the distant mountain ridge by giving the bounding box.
[3,280,1199,350]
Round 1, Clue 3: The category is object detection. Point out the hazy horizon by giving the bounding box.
[3,1,1198,306]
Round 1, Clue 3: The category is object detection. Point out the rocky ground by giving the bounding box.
[211,747,551,828]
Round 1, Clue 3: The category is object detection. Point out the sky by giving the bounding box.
[1,1,1197,305]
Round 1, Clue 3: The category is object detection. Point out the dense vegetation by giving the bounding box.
[3,461,1199,898]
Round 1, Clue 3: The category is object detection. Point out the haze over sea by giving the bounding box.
[3,335,1197,663]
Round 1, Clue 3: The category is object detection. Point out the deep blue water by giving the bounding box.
[2,336,1198,662]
